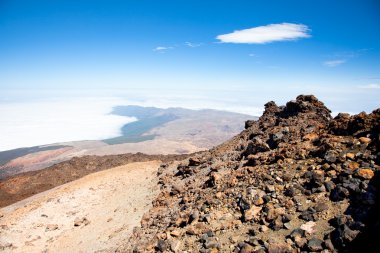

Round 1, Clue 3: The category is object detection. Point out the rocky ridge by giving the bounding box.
[122,95,380,252]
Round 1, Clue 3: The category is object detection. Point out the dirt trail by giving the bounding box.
[0,160,162,253]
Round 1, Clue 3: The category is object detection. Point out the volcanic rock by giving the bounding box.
[120,95,380,253]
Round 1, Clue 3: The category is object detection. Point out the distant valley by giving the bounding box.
[0,105,255,179]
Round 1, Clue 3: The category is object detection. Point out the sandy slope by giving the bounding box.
[0,161,162,253]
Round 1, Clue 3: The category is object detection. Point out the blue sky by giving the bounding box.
[1,0,380,113]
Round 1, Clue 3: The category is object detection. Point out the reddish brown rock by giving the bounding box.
[346,153,355,160]
[303,133,319,142]
[244,206,262,221]
[358,137,371,144]
[357,168,374,180]
[347,161,360,170]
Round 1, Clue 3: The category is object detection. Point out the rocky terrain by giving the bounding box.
[122,95,380,252]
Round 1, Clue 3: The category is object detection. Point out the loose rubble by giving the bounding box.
[120,95,379,253]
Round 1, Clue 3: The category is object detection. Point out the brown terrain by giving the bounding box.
[1,95,379,252]
[0,153,188,208]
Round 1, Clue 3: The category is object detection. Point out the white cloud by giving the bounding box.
[153,46,173,52]
[357,83,380,89]
[248,53,255,57]
[0,98,136,151]
[185,42,202,47]
[323,59,346,67]
[216,23,311,44]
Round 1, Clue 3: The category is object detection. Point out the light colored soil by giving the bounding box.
[83,138,206,156]
[0,161,162,253]
[2,147,72,169]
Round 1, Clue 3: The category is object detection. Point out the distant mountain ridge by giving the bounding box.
[0,105,254,179]
[106,105,254,144]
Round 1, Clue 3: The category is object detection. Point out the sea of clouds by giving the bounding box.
[0,89,263,151]
[0,97,136,151]
[1,85,378,152]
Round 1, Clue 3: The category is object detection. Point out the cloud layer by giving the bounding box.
[0,98,136,151]
[216,23,311,44]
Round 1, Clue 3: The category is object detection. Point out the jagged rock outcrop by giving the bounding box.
[120,95,379,253]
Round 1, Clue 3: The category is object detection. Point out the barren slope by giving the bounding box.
[0,153,188,208]
[0,161,163,252]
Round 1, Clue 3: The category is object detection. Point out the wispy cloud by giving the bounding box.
[354,76,380,81]
[248,53,255,57]
[323,49,369,67]
[323,59,346,67]
[331,49,369,59]
[185,42,202,47]
[357,84,380,89]
[216,23,311,44]
[153,46,173,52]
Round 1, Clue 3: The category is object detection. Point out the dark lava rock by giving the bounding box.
[284,187,296,197]
[331,225,360,248]
[289,228,305,239]
[189,157,201,166]
[311,171,325,186]
[245,137,271,155]
[156,239,167,252]
[324,150,338,163]
[299,210,316,221]
[282,214,292,223]
[245,120,256,129]
[314,202,329,212]
[330,186,350,201]
[307,238,324,251]
[238,197,251,211]
[324,181,335,192]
